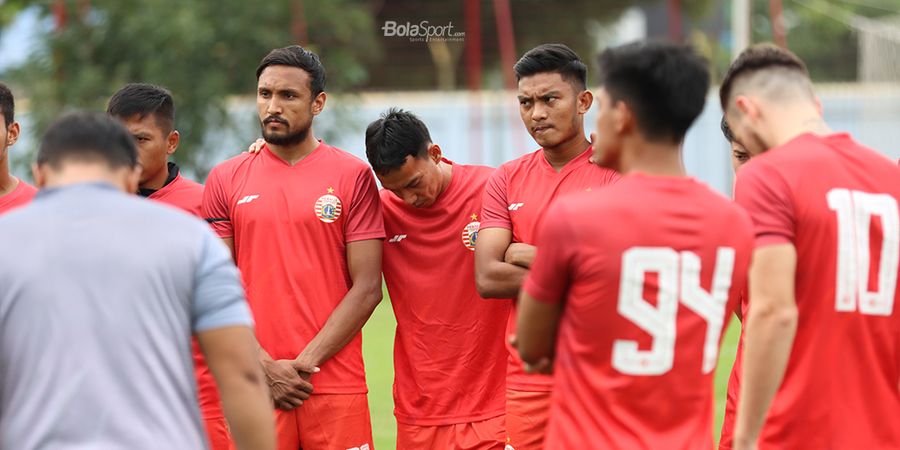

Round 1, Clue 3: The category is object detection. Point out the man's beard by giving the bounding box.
[261,121,310,147]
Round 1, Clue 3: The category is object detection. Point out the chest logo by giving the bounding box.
[461,213,480,251]
[315,187,342,223]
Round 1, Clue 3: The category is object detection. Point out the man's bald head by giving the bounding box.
[719,44,814,113]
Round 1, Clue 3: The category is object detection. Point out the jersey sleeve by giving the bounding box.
[201,166,234,239]
[522,200,578,304]
[344,167,386,243]
[480,166,512,230]
[192,230,253,332]
[734,162,795,247]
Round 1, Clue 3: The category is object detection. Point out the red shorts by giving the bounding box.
[275,393,373,450]
[204,416,232,450]
[396,415,506,450]
[505,388,551,450]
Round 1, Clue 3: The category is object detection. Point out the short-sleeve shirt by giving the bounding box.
[0,177,37,215]
[142,165,224,420]
[733,133,900,449]
[202,142,385,394]
[381,161,509,426]
[0,182,252,450]
[480,147,619,391]
[524,174,752,449]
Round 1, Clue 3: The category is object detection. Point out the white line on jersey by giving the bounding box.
[388,234,408,243]
[508,202,525,211]
[236,194,260,205]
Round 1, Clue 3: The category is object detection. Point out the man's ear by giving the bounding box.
[312,92,327,116]
[166,130,180,156]
[577,89,593,115]
[427,143,442,163]
[6,121,20,148]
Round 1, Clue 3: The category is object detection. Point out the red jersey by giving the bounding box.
[0,178,37,215]
[381,161,509,426]
[733,133,900,449]
[480,147,619,391]
[142,168,223,420]
[202,142,385,394]
[523,174,752,449]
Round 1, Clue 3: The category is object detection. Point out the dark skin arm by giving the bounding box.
[516,290,562,374]
[198,326,276,450]
[293,239,384,371]
[474,228,530,298]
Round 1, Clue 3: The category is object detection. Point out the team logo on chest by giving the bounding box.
[461,213,480,251]
[315,187,342,223]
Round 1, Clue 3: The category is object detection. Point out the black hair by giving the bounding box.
[596,41,710,143]
[721,116,736,143]
[37,112,138,169]
[107,83,175,132]
[256,45,326,97]
[719,43,808,110]
[0,82,14,127]
[514,43,587,91]
[365,108,432,175]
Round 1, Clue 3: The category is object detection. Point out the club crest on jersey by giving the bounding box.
[461,213,480,251]
[315,187,342,223]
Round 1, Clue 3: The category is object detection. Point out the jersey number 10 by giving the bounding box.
[613,247,736,376]
[827,188,899,316]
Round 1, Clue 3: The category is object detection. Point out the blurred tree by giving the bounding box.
[3,0,378,176]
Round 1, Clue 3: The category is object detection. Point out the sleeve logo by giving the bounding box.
[315,187,343,223]
[461,213,480,251]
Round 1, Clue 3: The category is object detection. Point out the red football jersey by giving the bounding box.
[734,133,900,449]
[202,142,385,394]
[480,147,619,391]
[0,178,36,215]
[523,174,752,449]
[144,170,224,421]
[148,172,204,216]
[381,161,509,426]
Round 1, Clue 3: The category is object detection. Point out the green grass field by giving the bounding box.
[362,296,742,449]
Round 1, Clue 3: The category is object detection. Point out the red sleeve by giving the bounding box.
[344,167,386,243]
[522,200,578,304]
[480,166,511,230]
[201,166,234,239]
[734,161,795,247]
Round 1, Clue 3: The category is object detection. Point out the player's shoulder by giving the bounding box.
[496,148,543,172]
[317,142,371,172]
[454,162,495,184]
[207,151,259,178]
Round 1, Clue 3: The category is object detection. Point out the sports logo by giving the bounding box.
[461,213,480,251]
[315,187,342,223]
[508,202,524,211]
[237,194,260,205]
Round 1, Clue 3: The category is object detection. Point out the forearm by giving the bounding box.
[476,260,528,299]
[219,369,276,450]
[735,301,798,443]
[296,284,382,367]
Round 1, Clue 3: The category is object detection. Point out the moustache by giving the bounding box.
[264,116,288,125]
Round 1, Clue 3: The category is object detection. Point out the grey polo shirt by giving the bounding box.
[0,182,253,450]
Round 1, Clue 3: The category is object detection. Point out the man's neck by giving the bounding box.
[0,156,17,197]
[139,162,172,192]
[543,134,590,172]
[767,104,832,149]
[620,139,686,177]
[268,132,320,166]
[437,160,453,197]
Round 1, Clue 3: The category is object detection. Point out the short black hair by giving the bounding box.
[721,116,736,143]
[514,43,587,91]
[256,45,326,97]
[365,108,432,175]
[0,82,14,127]
[596,41,710,143]
[107,83,175,132]
[719,43,808,110]
[37,112,138,169]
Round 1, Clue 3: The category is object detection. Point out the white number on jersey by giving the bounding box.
[827,188,899,316]
[613,247,736,376]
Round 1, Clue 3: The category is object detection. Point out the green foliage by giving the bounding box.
[4,0,378,176]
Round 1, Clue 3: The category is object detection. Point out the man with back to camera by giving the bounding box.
[516,40,753,450]
[0,82,36,215]
[107,82,242,450]
[0,112,275,450]
[722,43,900,450]
[365,108,509,449]
[203,45,384,450]
[473,43,619,450]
